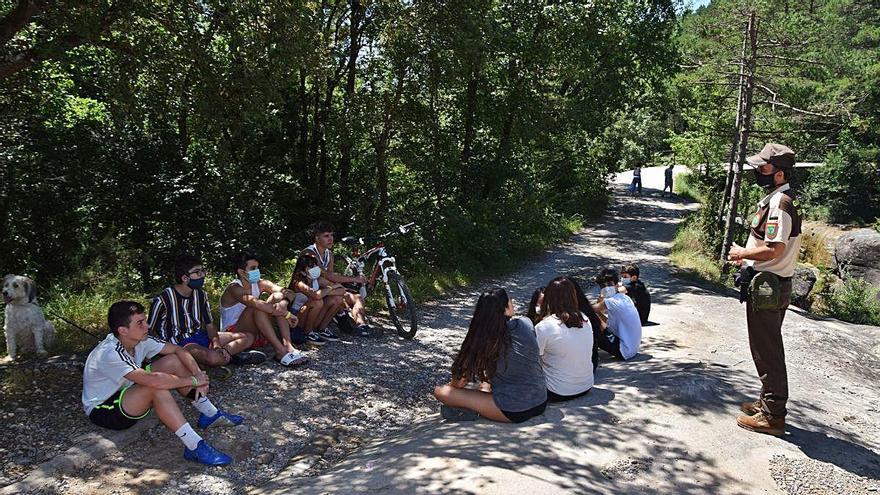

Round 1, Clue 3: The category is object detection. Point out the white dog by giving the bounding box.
[2,274,56,360]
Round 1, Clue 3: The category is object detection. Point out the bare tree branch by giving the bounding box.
[754,83,839,118]
[757,53,824,65]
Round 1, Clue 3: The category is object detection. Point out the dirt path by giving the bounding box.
[4,175,879,494]
[255,180,880,494]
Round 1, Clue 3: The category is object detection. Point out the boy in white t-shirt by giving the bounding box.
[82,301,243,466]
[593,268,642,361]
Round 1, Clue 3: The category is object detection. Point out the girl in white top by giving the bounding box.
[535,277,594,402]
[285,253,347,336]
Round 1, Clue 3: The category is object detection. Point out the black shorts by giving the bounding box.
[547,388,591,403]
[88,386,151,431]
[500,400,548,424]
[597,331,625,360]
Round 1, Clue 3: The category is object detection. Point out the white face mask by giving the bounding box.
[308,267,322,279]
[534,305,541,314]
[600,286,617,298]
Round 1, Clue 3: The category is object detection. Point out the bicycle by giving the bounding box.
[339,222,419,339]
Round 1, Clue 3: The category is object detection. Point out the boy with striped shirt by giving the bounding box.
[148,254,265,367]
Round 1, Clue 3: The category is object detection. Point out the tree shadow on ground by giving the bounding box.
[783,424,880,480]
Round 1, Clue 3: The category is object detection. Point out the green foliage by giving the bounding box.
[800,134,880,223]
[670,214,725,285]
[824,278,880,326]
[672,171,705,203]
[0,0,679,305]
[6,0,665,355]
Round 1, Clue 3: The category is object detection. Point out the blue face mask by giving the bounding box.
[622,278,632,287]
[187,277,205,290]
[247,269,261,284]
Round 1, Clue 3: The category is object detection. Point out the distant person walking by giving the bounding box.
[631,165,642,195]
[727,143,801,437]
[663,164,674,196]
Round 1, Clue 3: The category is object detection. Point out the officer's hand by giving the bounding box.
[728,245,745,262]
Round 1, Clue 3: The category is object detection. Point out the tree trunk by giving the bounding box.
[373,65,407,226]
[338,0,363,213]
[296,69,310,179]
[0,158,14,252]
[307,82,321,186]
[721,12,759,261]
[718,18,749,225]
[428,52,445,212]
[459,64,480,195]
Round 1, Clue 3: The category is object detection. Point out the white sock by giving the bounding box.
[175,423,203,451]
[191,396,219,417]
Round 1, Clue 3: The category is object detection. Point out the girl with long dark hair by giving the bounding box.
[284,253,346,345]
[526,286,545,325]
[567,277,602,371]
[535,277,594,402]
[433,288,547,423]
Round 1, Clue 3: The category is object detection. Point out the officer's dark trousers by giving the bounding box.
[745,279,792,419]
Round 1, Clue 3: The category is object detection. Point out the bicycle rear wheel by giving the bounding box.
[384,271,419,339]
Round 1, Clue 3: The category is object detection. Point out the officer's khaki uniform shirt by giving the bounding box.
[744,183,802,278]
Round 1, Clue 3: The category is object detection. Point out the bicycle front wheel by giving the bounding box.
[384,271,419,339]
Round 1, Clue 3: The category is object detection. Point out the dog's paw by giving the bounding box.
[0,355,14,364]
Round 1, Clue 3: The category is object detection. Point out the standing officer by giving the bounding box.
[727,143,801,436]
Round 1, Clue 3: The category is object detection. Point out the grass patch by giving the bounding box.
[823,278,880,326]
[673,172,705,203]
[669,216,725,286]
[1,212,591,357]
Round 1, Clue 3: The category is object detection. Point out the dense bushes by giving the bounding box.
[0,2,681,352]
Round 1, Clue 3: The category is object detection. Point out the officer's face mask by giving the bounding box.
[753,165,779,190]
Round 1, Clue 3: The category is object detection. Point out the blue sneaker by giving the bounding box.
[183,440,232,466]
[197,409,244,429]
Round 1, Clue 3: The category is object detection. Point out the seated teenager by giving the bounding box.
[526,286,545,325]
[621,264,651,324]
[535,277,594,402]
[433,288,547,423]
[284,252,346,346]
[567,277,603,372]
[82,301,241,466]
[304,222,374,337]
[593,267,642,361]
[218,252,307,367]
[148,254,266,367]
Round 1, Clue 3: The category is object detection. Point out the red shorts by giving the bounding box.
[226,324,269,349]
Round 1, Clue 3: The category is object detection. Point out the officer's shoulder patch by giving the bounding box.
[751,213,761,228]
[766,222,779,238]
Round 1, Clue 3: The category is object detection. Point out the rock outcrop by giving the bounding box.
[834,230,880,300]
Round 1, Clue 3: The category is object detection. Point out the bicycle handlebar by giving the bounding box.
[340,222,416,246]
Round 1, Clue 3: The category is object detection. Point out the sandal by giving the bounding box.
[209,366,233,381]
[274,351,308,367]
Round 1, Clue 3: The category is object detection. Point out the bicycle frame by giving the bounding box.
[351,244,398,292]
[341,222,414,295]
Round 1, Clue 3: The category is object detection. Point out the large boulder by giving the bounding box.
[791,264,818,310]
[834,230,880,298]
